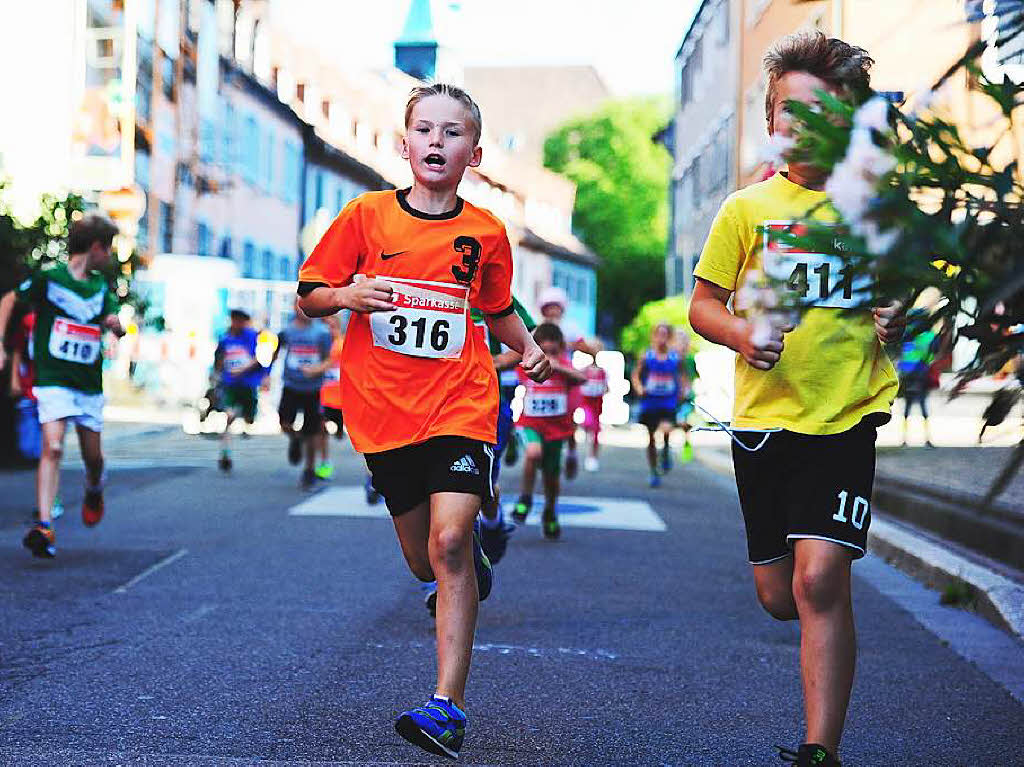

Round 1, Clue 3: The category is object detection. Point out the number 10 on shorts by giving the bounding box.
[833,490,869,530]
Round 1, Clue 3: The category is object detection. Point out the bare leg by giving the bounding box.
[37,420,68,524]
[792,539,856,754]
[520,443,541,499]
[429,492,482,709]
[304,433,316,472]
[591,428,600,459]
[75,425,104,488]
[752,555,798,621]
[392,500,433,581]
[542,468,559,512]
[646,428,657,473]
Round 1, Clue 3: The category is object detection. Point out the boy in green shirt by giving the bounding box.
[0,214,125,558]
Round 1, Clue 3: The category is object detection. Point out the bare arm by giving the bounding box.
[551,358,586,385]
[9,346,22,397]
[688,278,785,371]
[492,349,522,372]
[0,291,15,369]
[297,281,396,318]
[485,312,550,382]
[630,358,645,398]
[102,313,126,338]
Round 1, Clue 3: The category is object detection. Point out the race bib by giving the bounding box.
[762,221,870,310]
[324,365,341,383]
[581,380,606,398]
[366,276,468,360]
[49,318,101,364]
[523,391,568,417]
[646,372,676,397]
[223,347,253,374]
[286,343,321,370]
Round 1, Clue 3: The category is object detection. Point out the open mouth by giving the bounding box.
[424,154,446,167]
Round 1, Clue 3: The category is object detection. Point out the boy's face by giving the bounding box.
[539,339,563,358]
[541,303,563,322]
[653,326,670,347]
[768,71,839,138]
[402,96,482,191]
[86,239,114,270]
[229,317,246,333]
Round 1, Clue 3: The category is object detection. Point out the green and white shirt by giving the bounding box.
[17,263,118,393]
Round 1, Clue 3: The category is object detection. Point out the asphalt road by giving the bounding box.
[0,427,1020,766]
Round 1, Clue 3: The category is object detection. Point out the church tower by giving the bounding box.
[394,0,439,81]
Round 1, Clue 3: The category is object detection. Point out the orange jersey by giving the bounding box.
[299,190,513,453]
[320,337,344,410]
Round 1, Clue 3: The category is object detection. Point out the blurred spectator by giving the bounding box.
[897,310,942,447]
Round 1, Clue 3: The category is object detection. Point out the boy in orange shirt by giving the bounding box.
[297,83,549,761]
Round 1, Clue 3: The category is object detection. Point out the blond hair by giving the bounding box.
[404,83,482,146]
[764,31,873,131]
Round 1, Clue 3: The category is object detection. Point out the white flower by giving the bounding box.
[853,96,890,133]
[758,133,795,166]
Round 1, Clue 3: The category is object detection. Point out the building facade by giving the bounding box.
[666,0,738,298]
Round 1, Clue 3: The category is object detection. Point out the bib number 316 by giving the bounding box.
[368,277,468,360]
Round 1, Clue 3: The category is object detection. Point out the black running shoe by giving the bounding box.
[564,451,578,480]
[541,507,561,540]
[777,744,841,766]
[480,519,515,565]
[287,435,302,465]
[364,475,381,505]
[23,525,56,558]
[218,454,232,472]
[424,587,437,618]
[300,468,317,491]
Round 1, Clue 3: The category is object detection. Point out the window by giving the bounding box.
[199,118,215,163]
[137,194,150,250]
[159,201,174,252]
[222,102,235,167]
[314,170,324,210]
[136,38,153,124]
[219,232,233,260]
[264,127,275,190]
[281,140,300,203]
[279,255,292,280]
[262,248,274,279]
[243,240,255,277]
[161,53,175,101]
[135,148,151,188]
[197,221,210,256]
[243,114,259,184]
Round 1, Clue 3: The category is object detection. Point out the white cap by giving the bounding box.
[538,286,568,311]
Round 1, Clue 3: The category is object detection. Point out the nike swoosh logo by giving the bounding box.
[380,250,409,260]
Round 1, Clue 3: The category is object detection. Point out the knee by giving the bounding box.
[524,443,542,462]
[756,583,798,621]
[429,525,470,572]
[43,441,64,462]
[793,563,849,613]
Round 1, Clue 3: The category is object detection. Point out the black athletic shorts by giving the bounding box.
[322,406,344,437]
[639,407,677,430]
[278,387,323,436]
[364,436,494,517]
[731,419,877,564]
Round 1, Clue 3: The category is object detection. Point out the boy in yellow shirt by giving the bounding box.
[689,32,904,767]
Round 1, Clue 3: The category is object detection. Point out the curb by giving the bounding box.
[694,448,1024,639]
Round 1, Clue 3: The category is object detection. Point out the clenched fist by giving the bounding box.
[520,343,551,382]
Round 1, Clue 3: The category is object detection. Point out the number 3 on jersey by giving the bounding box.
[367,276,469,360]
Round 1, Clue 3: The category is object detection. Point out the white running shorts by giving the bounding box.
[33,386,104,432]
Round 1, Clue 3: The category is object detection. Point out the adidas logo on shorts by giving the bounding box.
[450,455,479,475]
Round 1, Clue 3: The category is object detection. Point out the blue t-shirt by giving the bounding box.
[278,322,332,392]
[217,327,263,387]
[640,350,680,411]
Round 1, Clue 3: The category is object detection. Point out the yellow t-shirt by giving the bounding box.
[694,172,897,435]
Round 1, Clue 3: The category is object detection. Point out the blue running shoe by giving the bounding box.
[472,518,493,601]
[395,694,467,760]
[649,472,661,488]
[480,518,515,565]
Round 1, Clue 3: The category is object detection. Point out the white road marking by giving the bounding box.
[289,487,666,532]
[367,639,619,661]
[113,548,188,594]
[182,604,217,623]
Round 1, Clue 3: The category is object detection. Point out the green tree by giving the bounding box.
[619,295,701,360]
[544,98,671,337]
